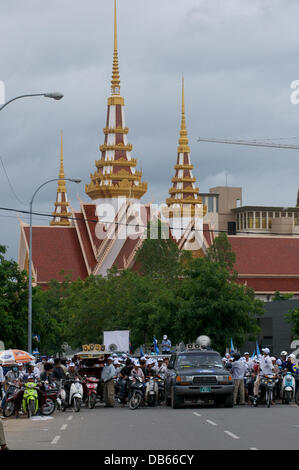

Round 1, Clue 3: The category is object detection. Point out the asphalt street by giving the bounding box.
[2,402,299,451]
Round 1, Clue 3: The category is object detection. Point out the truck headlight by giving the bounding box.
[217,375,232,384]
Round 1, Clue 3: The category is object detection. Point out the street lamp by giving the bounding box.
[28,177,81,354]
[0,92,64,111]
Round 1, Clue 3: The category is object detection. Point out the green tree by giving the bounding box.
[207,232,237,277]
[272,291,294,301]
[135,220,187,280]
[285,308,299,338]
[172,257,263,353]
[0,245,29,349]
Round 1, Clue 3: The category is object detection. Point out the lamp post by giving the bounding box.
[0,92,64,112]
[28,177,81,354]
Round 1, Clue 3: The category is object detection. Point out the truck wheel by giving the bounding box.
[223,393,234,408]
[171,389,182,409]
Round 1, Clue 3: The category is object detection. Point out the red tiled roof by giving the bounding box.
[23,226,88,283]
[235,277,299,293]
[228,236,299,275]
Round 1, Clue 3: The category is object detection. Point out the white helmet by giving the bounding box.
[281,351,288,356]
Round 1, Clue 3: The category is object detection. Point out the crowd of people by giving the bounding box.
[222,348,299,406]
[1,340,298,450]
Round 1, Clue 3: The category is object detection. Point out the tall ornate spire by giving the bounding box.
[178,76,190,153]
[111,0,120,95]
[166,77,205,218]
[50,131,72,226]
[85,0,147,201]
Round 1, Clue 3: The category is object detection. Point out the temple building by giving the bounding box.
[17,0,299,302]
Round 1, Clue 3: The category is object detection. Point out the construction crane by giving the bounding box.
[197,137,299,150]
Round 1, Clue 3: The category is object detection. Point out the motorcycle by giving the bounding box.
[40,381,58,415]
[251,375,278,407]
[2,382,21,417]
[145,376,159,407]
[156,375,165,405]
[22,381,39,417]
[57,378,83,412]
[281,372,296,404]
[129,376,145,410]
[84,376,100,409]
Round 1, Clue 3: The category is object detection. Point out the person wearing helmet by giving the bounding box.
[280,351,288,370]
[231,353,247,405]
[161,335,171,355]
[253,347,274,399]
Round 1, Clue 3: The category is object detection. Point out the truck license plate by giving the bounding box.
[200,386,211,393]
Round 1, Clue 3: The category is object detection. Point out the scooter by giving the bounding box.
[84,376,99,409]
[57,378,83,412]
[129,376,144,410]
[22,381,39,418]
[145,376,159,407]
[281,372,296,404]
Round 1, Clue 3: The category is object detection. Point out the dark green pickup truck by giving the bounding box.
[165,349,234,408]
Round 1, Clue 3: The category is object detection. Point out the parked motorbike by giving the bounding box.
[84,376,100,409]
[281,372,296,404]
[57,378,83,412]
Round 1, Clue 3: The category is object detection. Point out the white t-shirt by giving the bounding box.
[260,355,274,376]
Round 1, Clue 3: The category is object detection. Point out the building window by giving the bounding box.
[248,212,253,229]
[255,212,260,229]
[262,212,266,229]
[208,197,214,213]
[215,197,219,213]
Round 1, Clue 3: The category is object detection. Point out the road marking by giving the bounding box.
[60,424,68,431]
[67,416,73,421]
[206,419,217,426]
[51,435,61,445]
[224,430,239,439]
[193,412,201,417]
[250,447,258,450]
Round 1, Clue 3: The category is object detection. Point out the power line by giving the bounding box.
[0,155,26,205]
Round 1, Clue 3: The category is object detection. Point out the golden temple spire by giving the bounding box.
[111,0,121,95]
[178,75,190,153]
[50,131,72,226]
[59,130,65,181]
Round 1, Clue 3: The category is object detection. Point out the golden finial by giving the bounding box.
[178,75,190,152]
[111,0,121,95]
[59,130,65,180]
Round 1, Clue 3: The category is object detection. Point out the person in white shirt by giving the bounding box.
[153,358,167,377]
[253,348,274,397]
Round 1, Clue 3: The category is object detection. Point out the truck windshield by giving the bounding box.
[177,353,223,369]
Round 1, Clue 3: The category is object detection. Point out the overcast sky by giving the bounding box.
[1,0,299,261]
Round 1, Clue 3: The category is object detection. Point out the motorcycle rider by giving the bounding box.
[2,364,22,409]
[253,348,274,400]
[153,357,167,377]
[119,358,133,404]
[280,351,288,370]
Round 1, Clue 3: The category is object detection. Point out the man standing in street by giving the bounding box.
[231,353,247,405]
[253,347,274,398]
[161,335,171,355]
[101,357,116,408]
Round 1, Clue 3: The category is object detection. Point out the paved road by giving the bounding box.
[2,402,299,451]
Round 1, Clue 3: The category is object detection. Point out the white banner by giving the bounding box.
[103,330,130,353]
